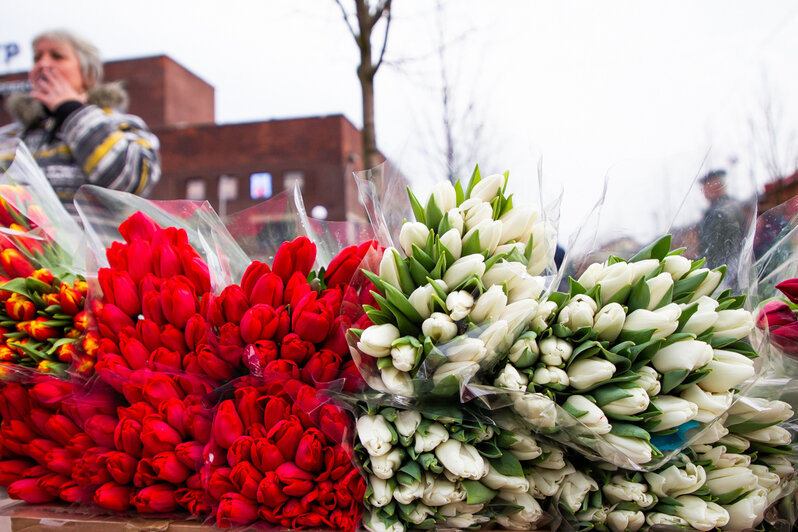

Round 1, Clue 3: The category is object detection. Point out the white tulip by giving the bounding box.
[357,415,395,456]
[499,205,539,244]
[723,487,768,531]
[482,464,530,493]
[439,228,462,260]
[439,501,482,517]
[495,492,543,529]
[479,320,510,359]
[698,350,756,393]
[513,392,557,428]
[431,181,457,213]
[680,384,733,423]
[593,302,626,342]
[399,222,430,258]
[644,462,706,498]
[506,432,542,461]
[705,466,759,496]
[421,312,458,343]
[462,219,502,255]
[433,361,479,388]
[378,247,402,289]
[394,410,421,441]
[687,268,723,302]
[650,395,699,431]
[364,511,403,532]
[539,336,574,366]
[469,173,504,202]
[483,261,543,302]
[421,473,465,506]
[743,425,793,446]
[408,280,447,320]
[607,510,645,532]
[603,434,652,465]
[442,336,487,363]
[749,464,781,491]
[447,513,491,528]
[536,444,566,470]
[446,290,474,321]
[690,419,730,446]
[403,503,434,525]
[728,397,794,424]
[558,294,598,330]
[680,296,719,335]
[602,475,655,508]
[381,367,414,397]
[662,254,692,281]
[577,263,604,289]
[413,422,449,453]
[759,455,796,478]
[600,385,650,416]
[508,333,539,368]
[597,262,635,303]
[530,300,558,332]
[527,462,575,497]
[494,364,529,391]
[371,447,403,479]
[368,475,393,507]
[494,241,526,257]
[558,471,599,513]
[645,513,689,527]
[646,273,674,310]
[633,366,661,396]
[393,479,424,504]
[564,395,612,434]
[390,343,417,372]
[713,308,754,340]
[567,357,616,390]
[651,339,713,373]
[696,445,751,469]
[460,198,493,231]
[717,433,751,452]
[499,299,538,334]
[357,323,400,358]
[673,496,730,532]
[533,366,570,388]
[442,254,485,288]
[444,208,465,235]
[469,284,507,323]
[435,439,487,480]
[576,506,611,524]
[622,303,681,340]
[629,259,660,284]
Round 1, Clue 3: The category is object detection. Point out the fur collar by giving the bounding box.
[5,82,129,127]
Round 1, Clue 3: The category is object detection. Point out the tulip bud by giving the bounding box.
[378,247,402,289]
[567,357,615,390]
[713,308,754,340]
[691,420,731,447]
[558,471,599,513]
[381,366,414,397]
[531,300,558,332]
[644,462,706,498]
[680,384,733,423]
[652,339,713,373]
[687,268,723,302]
[723,487,768,531]
[705,465,760,497]
[357,323,400,358]
[564,395,612,434]
[595,262,635,303]
[412,421,449,453]
[649,395,699,431]
[533,366,570,388]
[462,219,502,254]
[539,336,573,366]
[469,284,507,324]
[512,392,556,428]
[408,280,447,320]
[494,492,543,529]
[444,208,465,235]
[590,302,624,341]
[394,410,421,443]
[606,510,645,532]
[499,205,538,244]
[421,312,457,343]
[399,222,430,258]
[433,361,478,390]
[483,261,543,303]
[644,273,673,310]
[469,173,503,202]
[393,477,424,505]
[442,336,487,363]
[632,366,660,396]
[435,439,487,480]
[623,302,681,340]
[431,181,457,213]
[446,290,474,321]
[662,254,692,280]
[603,434,652,465]
[482,463,530,493]
[727,396,794,424]
[698,349,755,393]
[743,425,793,446]
[356,415,396,457]
[442,254,485,289]
[696,444,750,468]
[494,363,529,391]
[368,475,393,507]
[389,338,419,372]
[438,227,462,261]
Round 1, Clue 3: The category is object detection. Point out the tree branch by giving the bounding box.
[334,0,359,41]
[373,0,392,72]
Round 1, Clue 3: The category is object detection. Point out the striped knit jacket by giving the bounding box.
[0,82,161,217]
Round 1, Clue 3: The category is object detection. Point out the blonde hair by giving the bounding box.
[33,29,103,88]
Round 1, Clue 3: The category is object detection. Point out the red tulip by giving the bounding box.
[127,239,154,282]
[72,448,112,487]
[217,285,250,324]
[322,444,357,483]
[120,401,157,423]
[160,276,198,329]
[292,291,335,344]
[138,273,162,299]
[213,400,245,449]
[207,467,236,501]
[264,358,301,379]
[58,480,94,503]
[266,416,304,461]
[3,419,38,444]
[132,319,160,352]
[185,403,212,443]
[250,439,284,473]
[149,347,183,372]
[246,423,269,439]
[242,340,277,375]
[142,373,185,409]
[318,403,351,442]
[25,438,58,464]
[272,237,316,284]
[295,428,325,473]
[771,322,798,358]
[776,278,798,304]
[230,461,264,500]
[7,477,57,503]
[151,451,191,484]
[141,419,183,456]
[0,248,35,278]
[152,241,182,280]
[66,433,94,456]
[84,414,118,448]
[5,293,35,321]
[226,436,254,468]
[140,291,165,326]
[175,441,204,470]
[0,382,29,419]
[119,212,161,243]
[160,324,188,355]
[282,271,311,310]
[179,246,210,296]
[184,314,211,351]
[197,346,234,381]
[278,333,314,365]
[94,481,132,511]
[249,272,284,308]
[185,474,202,490]
[114,419,143,458]
[275,462,314,497]
[0,459,34,486]
[132,483,178,513]
[256,470,289,508]
[106,241,128,271]
[28,408,52,435]
[29,376,74,407]
[99,268,141,317]
[133,457,158,487]
[175,487,211,516]
[339,359,367,393]
[239,304,278,344]
[303,348,342,385]
[311,480,337,511]
[217,492,258,528]
[105,451,138,485]
[757,300,796,328]
[241,261,271,295]
[119,336,149,370]
[98,303,136,341]
[275,304,291,340]
[43,415,80,447]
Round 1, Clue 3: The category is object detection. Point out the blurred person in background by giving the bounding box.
[697,169,747,286]
[0,29,160,217]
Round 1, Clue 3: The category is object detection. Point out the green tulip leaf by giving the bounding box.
[672,271,708,301]
[407,187,426,225]
[603,284,632,307]
[610,422,651,442]
[592,384,635,408]
[627,277,651,313]
[398,461,422,483]
[382,282,424,324]
[462,480,496,505]
[659,369,690,394]
[424,195,443,232]
[461,229,482,257]
[411,244,435,271]
[454,179,465,206]
[409,257,432,285]
[629,235,672,262]
[465,164,482,199]
[568,277,587,297]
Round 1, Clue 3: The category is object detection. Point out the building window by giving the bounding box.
[283,171,305,192]
[250,172,273,199]
[219,175,239,201]
[186,178,206,200]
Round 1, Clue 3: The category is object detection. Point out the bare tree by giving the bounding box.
[335,0,392,170]
[748,72,798,182]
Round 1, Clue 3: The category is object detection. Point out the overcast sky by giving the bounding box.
[4,1,798,246]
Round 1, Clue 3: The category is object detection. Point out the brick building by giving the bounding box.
[0,55,378,223]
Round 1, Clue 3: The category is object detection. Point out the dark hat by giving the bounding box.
[699,169,726,184]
